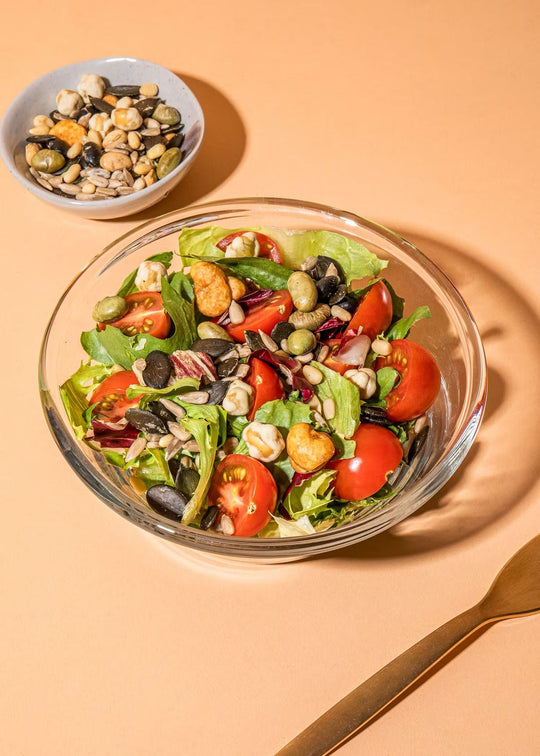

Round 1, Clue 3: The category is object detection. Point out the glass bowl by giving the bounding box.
[39,198,487,563]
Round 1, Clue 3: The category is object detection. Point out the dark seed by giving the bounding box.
[271,321,295,343]
[81,142,102,167]
[360,405,392,426]
[106,84,141,96]
[244,330,265,351]
[160,122,184,133]
[166,132,184,149]
[191,338,235,358]
[143,134,165,150]
[146,484,187,521]
[334,295,358,314]
[310,256,346,283]
[26,134,54,144]
[407,426,429,463]
[328,284,348,306]
[143,350,172,389]
[46,137,70,155]
[316,275,340,302]
[125,408,168,435]
[168,457,181,480]
[49,110,65,122]
[175,466,200,498]
[133,97,161,116]
[206,380,229,405]
[147,400,176,424]
[217,357,239,378]
[89,96,114,114]
[200,505,219,530]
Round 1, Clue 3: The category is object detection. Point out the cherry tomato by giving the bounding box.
[321,339,355,375]
[90,370,141,423]
[208,454,278,536]
[349,281,393,339]
[375,339,441,422]
[247,357,285,421]
[225,290,293,341]
[217,231,282,263]
[327,424,403,500]
[99,292,171,338]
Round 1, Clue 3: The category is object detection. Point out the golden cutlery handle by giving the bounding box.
[277,606,487,756]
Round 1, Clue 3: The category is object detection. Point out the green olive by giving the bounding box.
[31,149,65,174]
[197,321,234,341]
[287,328,317,355]
[152,104,181,125]
[287,271,318,312]
[156,147,182,179]
[92,295,128,323]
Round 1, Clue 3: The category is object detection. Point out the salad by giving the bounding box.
[60,227,441,538]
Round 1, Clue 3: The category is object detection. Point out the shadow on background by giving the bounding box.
[324,229,540,562]
[123,74,246,222]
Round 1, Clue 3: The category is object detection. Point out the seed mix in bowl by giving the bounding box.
[24,74,184,201]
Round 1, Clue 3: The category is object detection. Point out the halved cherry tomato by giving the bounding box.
[375,339,441,422]
[225,290,293,341]
[247,357,285,421]
[321,339,355,375]
[90,370,142,423]
[327,424,403,500]
[349,281,393,339]
[208,454,278,536]
[217,231,282,263]
[99,291,171,339]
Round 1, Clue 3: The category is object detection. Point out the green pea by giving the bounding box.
[197,321,234,341]
[152,103,181,125]
[287,271,318,312]
[287,328,317,355]
[31,149,65,174]
[92,295,128,323]
[156,148,183,179]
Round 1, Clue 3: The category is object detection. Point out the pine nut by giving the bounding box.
[147,143,166,160]
[67,141,82,159]
[302,365,323,385]
[140,83,159,97]
[29,125,50,136]
[331,305,352,322]
[81,181,96,194]
[322,398,336,420]
[63,163,81,184]
[228,300,245,325]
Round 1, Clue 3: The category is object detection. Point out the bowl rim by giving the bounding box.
[0,56,205,212]
[39,197,488,559]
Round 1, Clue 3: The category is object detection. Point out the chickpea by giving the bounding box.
[191,261,232,317]
[242,422,285,463]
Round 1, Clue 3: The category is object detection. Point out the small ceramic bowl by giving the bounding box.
[0,57,204,219]
[39,198,487,563]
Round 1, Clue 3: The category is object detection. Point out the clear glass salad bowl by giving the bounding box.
[39,198,487,563]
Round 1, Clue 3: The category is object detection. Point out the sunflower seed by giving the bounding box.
[125,436,147,462]
[168,423,192,442]
[160,399,186,418]
[181,391,210,405]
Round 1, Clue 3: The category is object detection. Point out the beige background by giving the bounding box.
[1,1,539,754]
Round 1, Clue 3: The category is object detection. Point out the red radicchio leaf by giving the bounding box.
[278,471,316,516]
[314,317,347,339]
[238,289,274,306]
[90,421,139,448]
[171,350,217,381]
[250,349,313,400]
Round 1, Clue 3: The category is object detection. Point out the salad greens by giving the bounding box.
[61,224,439,540]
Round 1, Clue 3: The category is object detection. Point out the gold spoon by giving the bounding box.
[277,534,540,756]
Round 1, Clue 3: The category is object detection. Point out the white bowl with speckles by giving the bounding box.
[0,57,204,219]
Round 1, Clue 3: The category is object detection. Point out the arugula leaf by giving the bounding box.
[169,270,194,302]
[217,257,291,290]
[116,251,174,297]
[383,279,405,321]
[386,305,431,341]
[312,362,360,439]
[81,277,197,368]
[284,469,337,520]
[59,361,117,439]
[375,366,400,400]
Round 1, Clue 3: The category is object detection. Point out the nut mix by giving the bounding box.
[24,73,185,201]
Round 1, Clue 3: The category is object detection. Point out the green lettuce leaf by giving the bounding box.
[81,276,197,368]
[386,305,431,341]
[116,251,174,297]
[258,514,316,538]
[259,228,387,283]
[312,362,360,439]
[178,226,231,262]
[253,399,313,436]
[59,361,118,439]
[283,469,337,520]
[130,448,174,487]
[179,406,221,525]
